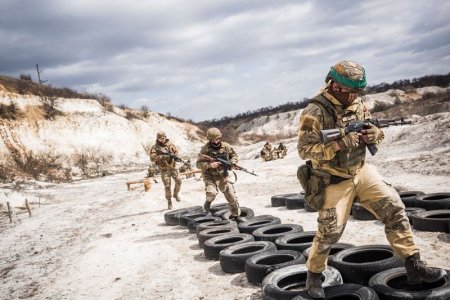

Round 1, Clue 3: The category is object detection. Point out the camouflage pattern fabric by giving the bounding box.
[306,164,417,273]
[298,88,417,273]
[150,138,182,203]
[196,141,240,217]
[161,168,182,201]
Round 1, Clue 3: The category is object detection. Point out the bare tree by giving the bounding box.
[140,105,150,118]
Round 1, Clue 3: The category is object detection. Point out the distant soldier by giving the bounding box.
[196,127,246,223]
[179,159,195,178]
[277,142,287,158]
[260,142,275,161]
[147,163,158,178]
[150,131,182,209]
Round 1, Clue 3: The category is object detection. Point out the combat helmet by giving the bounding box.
[156,131,166,139]
[206,127,222,140]
[325,61,367,90]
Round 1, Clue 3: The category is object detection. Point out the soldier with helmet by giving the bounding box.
[297,60,444,298]
[196,127,245,223]
[150,131,182,210]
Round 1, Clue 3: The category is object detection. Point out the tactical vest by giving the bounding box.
[310,94,366,169]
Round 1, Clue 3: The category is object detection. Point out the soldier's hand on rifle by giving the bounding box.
[210,161,221,169]
[361,124,381,144]
[335,132,360,151]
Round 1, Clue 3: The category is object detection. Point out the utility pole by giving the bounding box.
[36,64,48,84]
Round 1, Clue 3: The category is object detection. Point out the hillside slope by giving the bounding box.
[0,92,205,180]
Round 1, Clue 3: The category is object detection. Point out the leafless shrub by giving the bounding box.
[12,150,65,180]
[118,104,128,110]
[140,105,150,118]
[125,111,139,119]
[39,94,64,119]
[0,102,22,119]
[72,147,113,178]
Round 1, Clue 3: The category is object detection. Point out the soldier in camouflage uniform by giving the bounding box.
[277,142,287,159]
[260,142,275,161]
[196,128,245,222]
[297,61,444,298]
[150,131,182,209]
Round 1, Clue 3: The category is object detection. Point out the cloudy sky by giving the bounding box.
[1,0,449,121]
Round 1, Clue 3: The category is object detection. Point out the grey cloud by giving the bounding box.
[1,0,449,121]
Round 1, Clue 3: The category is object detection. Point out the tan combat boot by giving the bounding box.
[174,195,181,202]
[405,253,445,284]
[306,271,325,299]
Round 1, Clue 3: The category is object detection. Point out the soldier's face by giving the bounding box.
[330,82,359,106]
[210,138,221,147]
[157,136,166,143]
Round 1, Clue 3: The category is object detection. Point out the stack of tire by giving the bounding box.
[399,191,450,233]
[164,201,450,299]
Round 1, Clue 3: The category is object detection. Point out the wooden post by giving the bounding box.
[25,199,32,217]
[6,201,12,223]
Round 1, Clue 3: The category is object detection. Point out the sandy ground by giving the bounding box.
[1,121,450,300]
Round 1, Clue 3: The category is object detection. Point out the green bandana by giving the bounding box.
[329,67,367,89]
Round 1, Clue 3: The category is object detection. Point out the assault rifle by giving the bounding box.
[156,149,188,164]
[199,154,258,177]
[320,117,413,156]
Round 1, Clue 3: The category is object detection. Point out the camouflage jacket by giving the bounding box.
[297,87,384,178]
[150,139,179,171]
[196,142,238,177]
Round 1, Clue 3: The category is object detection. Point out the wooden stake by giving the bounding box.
[6,201,12,223]
[25,199,32,217]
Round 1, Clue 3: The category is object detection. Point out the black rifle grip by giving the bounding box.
[367,144,378,156]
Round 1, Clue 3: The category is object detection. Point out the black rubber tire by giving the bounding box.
[352,202,377,221]
[221,207,255,221]
[203,233,254,260]
[252,224,304,243]
[275,231,316,253]
[197,226,240,248]
[195,219,237,234]
[399,191,425,208]
[209,203,230,214]
[164,206,202,226]
[291,283,380,300]
[187,216,221,233]
[405,207,426,224]
[285,194,305,210]
[261,265,342,300]
[328,244,404,285]
[271,193,300,207]
[369,267,450,300]
[415,193,450,210]
[411,209,450,233]
[179,211,208,227]
[245,250,306,285]
[238,215,281,234]
[219,241,277,274]
[303,243,354,259]
[212,208,229,218]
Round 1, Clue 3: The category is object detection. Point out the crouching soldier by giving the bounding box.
[277,142,287,158]
[150,131,182,209]
[261,142,275,161]
[196,128,246,223]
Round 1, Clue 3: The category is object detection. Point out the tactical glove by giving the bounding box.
[336,132,360,150]
[361,124,382,144]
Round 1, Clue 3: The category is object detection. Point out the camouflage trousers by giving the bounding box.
[203,175,240,217]
[161,168,182,201]
[306,164,419,273]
